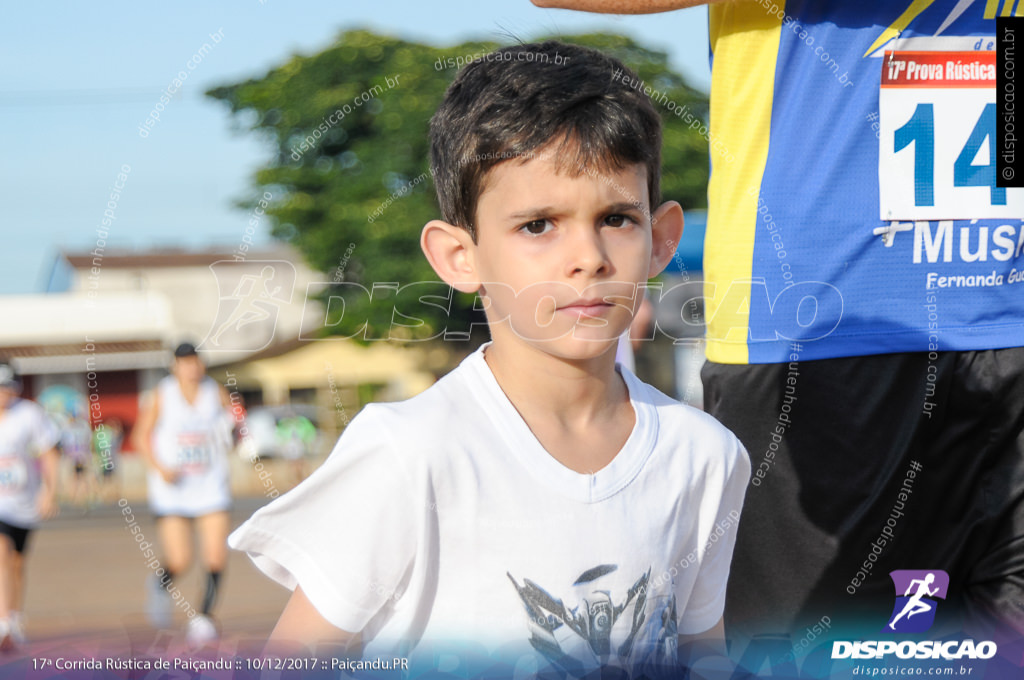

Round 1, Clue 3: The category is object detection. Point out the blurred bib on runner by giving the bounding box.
[0,457,28,495]
[175,431,213,475]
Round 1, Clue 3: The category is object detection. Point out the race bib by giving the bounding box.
[879,50,1024,220]
[0,457,28,495]
[175,432,213,475]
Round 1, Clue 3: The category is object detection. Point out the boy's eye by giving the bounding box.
[604,214,635,228]
[519,219,553,235]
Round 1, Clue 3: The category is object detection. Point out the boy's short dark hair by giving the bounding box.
[430,40,662,240]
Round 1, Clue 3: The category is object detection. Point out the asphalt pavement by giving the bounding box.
[0,496,290,677]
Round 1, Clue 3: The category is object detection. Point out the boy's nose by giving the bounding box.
[565,228,610,277]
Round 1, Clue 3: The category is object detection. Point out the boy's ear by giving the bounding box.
[648,201,685,278]
[420,220,481,294]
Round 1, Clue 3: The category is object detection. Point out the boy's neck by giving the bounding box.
[482,338,635,475]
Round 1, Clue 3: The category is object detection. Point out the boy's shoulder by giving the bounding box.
[626,371,748,471]
[346,348,488,448]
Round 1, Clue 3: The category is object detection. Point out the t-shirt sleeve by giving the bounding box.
[30,406,59,456]
[678,427,751,635]
[228,405,418,633]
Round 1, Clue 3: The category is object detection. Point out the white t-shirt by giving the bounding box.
[229,345,749,675]
[0,399,58,528]
[148,376,232,517]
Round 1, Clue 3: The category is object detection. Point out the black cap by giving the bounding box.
[173,342,198,358]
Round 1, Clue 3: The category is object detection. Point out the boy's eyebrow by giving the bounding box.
[506,202,645,221]
[602,202,646,214]
[506,206,558,221]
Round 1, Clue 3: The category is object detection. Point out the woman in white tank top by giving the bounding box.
[132,343,233,647]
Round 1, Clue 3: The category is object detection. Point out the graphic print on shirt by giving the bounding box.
[507,564,678,672]
[864,1,1023,60]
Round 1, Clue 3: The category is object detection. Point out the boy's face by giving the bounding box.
[424,150,683,363]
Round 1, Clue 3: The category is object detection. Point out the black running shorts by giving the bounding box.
[703,347,1024,642]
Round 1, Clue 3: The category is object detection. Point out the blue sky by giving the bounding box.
[1,1,711,294]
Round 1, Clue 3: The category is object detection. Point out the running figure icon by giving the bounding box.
[887,572,939,630]
[209,266,282,346]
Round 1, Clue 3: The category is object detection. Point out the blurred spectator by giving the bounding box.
[275,411,316,486]
[60,416,95,512]
[91,418,122,503]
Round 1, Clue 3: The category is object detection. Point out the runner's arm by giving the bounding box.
[267,585,359,657]
[531,0,741,13]
[36,446,59,519]
[131,389,177,483]
[219,385,235,412]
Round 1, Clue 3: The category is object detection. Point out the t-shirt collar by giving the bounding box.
[462,342,659,503]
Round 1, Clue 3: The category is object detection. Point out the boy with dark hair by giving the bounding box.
[230,40,749,676]
[531,0,1024,652]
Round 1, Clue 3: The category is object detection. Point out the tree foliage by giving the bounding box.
[206,29,709,342]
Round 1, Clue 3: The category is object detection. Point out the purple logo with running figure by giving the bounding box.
[884,570,949,634]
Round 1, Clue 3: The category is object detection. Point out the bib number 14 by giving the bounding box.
[878,50,1022,221]
[895,102,1005,208]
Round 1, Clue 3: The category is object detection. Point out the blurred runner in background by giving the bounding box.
[0,364,59,650]
[132,343,233,648]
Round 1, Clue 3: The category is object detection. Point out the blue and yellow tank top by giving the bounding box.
[705,0,1023,363]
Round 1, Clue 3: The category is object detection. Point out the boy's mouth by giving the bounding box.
[557,298,615,319]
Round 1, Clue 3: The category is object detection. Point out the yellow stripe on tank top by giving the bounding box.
[704,3,784,365]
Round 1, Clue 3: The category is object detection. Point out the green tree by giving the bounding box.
[206,29,709,341]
